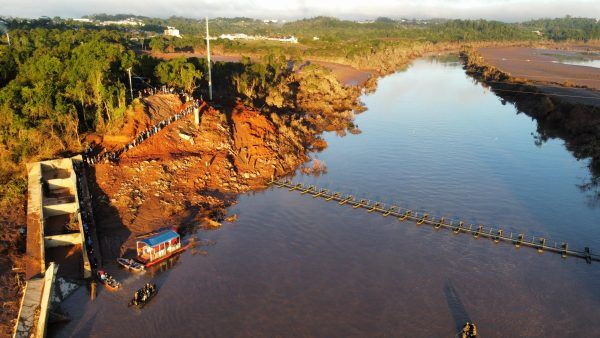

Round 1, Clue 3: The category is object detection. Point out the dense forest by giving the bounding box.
[0,28,209,210]
[76,14,600,41]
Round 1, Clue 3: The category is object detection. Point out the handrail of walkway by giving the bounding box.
[270,179,600,264]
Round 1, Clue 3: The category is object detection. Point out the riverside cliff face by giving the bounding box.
[91,67,365,257]
[92,100,307,251]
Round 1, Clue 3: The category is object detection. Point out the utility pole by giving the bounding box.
[205,17,212,101]
[127,67,133,101]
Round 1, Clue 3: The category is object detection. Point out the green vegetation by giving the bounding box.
[0,29,132,203]
[0,27,212,198]
[155,57,203,92]
[231,54,289,108]
[523,17,600,41]
[78,14,597,42]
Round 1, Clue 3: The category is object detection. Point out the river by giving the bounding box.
[54,56,600,337]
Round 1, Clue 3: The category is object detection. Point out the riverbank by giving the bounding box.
[462,47,600,106]
[148,40,599,88]
[477,46,600,90]
[1,49,370,337]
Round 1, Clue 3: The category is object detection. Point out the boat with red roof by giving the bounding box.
[136,229,190,268]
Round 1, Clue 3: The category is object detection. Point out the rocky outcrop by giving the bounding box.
[91,100,313,257]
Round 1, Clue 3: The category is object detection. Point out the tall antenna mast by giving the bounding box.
[205,17,212,101]
[127,67,133,101]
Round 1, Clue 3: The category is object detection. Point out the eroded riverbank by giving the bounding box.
[87,60,367,264]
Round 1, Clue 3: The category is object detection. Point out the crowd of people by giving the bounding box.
[461,322,478,338]
[83,98,201,166]
[131,283,158,307]
[97,270,121,289]
[137,85,192,100]
[73,161,100,271]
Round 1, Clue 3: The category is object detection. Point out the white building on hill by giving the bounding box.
[98,18,144,26]
[164,26,182,38]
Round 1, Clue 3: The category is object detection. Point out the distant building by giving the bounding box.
[72,18,92,23]
[266,36,298,43]
[219,33,298,44]
[532,30,543,36]
[98,18,144,26]
[313,36,320,41]
[220,33,252,40]
[263,19,278,24]
[164,26,182,38]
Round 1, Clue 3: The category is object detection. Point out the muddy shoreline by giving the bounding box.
[477,46,600,90]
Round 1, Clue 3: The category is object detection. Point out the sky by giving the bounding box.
[1,0,599,22]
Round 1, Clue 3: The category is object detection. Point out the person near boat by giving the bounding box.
[130,283,158,308]
[461,322,477,338]
[97,270,121,290]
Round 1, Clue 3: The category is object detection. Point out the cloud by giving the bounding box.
[1,0,598,21]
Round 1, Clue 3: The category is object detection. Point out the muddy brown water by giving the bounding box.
[53,56,600,337]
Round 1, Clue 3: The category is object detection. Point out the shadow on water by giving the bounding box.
[444,280,470,333]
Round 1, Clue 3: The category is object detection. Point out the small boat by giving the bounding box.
[98,270,121,291]
[117,257,145,272]
[459,322,478,338]
[128,283,158,309]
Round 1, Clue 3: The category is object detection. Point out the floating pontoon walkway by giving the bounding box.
[270,179,600,264]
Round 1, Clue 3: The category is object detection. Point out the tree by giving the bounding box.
[155,57,202,92]
[149,37,167,53]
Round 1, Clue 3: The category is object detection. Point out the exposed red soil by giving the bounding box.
[0,202,25,337]
[102,94,187,151]
[91,95,308,259]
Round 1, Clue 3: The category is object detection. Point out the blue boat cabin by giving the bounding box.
[136,230,181,263]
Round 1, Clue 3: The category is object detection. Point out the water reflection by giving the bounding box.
[467,70,600,207]
[54,56,600,338]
